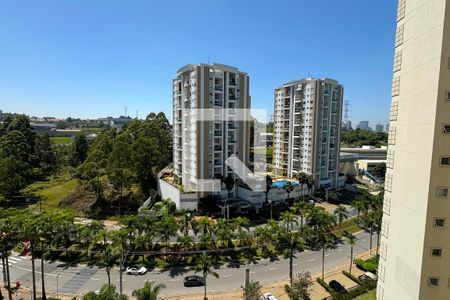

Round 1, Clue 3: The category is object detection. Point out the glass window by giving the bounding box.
[428,277,440,287]
[437,188,449,198]
[434,218,445,227]
[431,248,442,257]
[441,157,450,166]
[443,124,450,134]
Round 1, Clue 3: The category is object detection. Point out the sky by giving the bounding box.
[0,0,397,127]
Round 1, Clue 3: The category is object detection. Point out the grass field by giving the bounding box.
[252,146,273,156]
[23,177,79,211]
[354,289,376,299]
[50,136,73,144]
[333,217,362,238]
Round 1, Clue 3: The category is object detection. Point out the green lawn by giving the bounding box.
[50,136,73,144]
[354,289,376,300]
[23,177,78,211]
[333,217,362,238]
[252,146,273,156]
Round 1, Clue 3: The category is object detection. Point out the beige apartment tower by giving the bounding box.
[272,78,343,190]
[378,0,450,299]
[172,63,251,195]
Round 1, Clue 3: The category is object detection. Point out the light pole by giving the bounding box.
[269,200,273,220]
[56,273,60,299]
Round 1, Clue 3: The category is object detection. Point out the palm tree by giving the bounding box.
[291,201,312,228]
[98,245,119,286]
[132,281,166,300]
[352,198,365,218]
[361,214,376,255]
[306,175,315,196]
[346,233,357,274]
[278,231,303,286]
[180,212,193,236]
[215,219,234,249]
[35,213,56,300]
[0,215,15,300]
[83,284,124,300]
[316,232,335,281]
[296,172,309,200]
[233,217,250,247]
[284,181,294,203]
[23,217,40,300]
[280,211,298,233]
[194,252,219,300]
[334,205,349,227]
[111,229,128,295]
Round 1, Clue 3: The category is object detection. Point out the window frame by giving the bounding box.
[431,248,443,257]
[433,218,445,228]
[440,156,450,167]
[428,277,440,287]
[436,187,449,198]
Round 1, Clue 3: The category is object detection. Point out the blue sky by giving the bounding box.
[0,0,397,127]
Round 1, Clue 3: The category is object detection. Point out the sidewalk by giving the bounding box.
[163,249,375,300]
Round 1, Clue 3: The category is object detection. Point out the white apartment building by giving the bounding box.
[378,0,450,299]
[272,78,344,190]
[171,63,251,202]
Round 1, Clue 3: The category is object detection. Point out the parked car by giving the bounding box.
[329,280,346,293]
[183,275,204,287]
[125,266,147,275]
[263,292,278,300]
[358,271,378,282]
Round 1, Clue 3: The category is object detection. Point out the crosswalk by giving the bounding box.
[0,255,27,267]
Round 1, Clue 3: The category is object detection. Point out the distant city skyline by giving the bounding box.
[0,1,396,125]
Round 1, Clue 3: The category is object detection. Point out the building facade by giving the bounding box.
[272,78,343,190]
[375,124,384,132]
[172,63,251,197]
[356,120,370,131]
[378,0,450,299]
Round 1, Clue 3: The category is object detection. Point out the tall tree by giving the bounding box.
[71,132,88,166]
[346,233,357,274]
[194,252,219,300]
[242,281,262,300]
[334,205,349,227]
[132,281,166,300]
[131,136,161,196]
[98,245,119,287]
[284,272,313,300]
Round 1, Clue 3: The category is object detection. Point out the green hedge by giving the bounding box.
[342,270,364,285]
[354,258,378,273]
[317,277,338,297]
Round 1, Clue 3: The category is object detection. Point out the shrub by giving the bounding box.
[316,277,337,297]
[354,257,378,273]
[342,270,364,285]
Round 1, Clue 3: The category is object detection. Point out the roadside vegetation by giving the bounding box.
[340,128,387,148]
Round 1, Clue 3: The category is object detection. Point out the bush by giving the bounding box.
[316,277,337,297]
[342,270,364,285]
[354,257,378,273]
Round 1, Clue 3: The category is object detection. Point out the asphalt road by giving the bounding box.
[2,229,376,298]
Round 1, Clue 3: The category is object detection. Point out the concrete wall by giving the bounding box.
[157,179,197,211]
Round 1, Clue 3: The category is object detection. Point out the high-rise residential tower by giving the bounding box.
[272,78,343,190]
[378,0,450,299]
[172,63,251,196]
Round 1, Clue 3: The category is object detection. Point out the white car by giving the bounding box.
[264,292,278,300]
[125,266,147,275]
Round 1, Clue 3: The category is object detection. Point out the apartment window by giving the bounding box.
[443,124,450,134]
[387,150,395,169]
[397,0,406,21]
[388,126,397,145]
[383,196,392,215]
[428,277,440,287]
[395,24,405,47]
[446,91,450,102]
[431,248,443,257]
[448,58,450,69]
[390,102,399,121]
[440,156,450,166]
[437,187,449,198]
[393,51,403,72]
[381,218,390,237]
[434,218,445,228]
[392,76,401,96]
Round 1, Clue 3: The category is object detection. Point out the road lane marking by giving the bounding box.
[91,278,100,281]
[250,271,255,274]
[325,254,330,257]
[170,279,180,281]
[338,248,344,252]
[293,264,298,266]
[9,257,22,262]
[223,274,232,278]
[309,259,315,262]
[269,268,278,271]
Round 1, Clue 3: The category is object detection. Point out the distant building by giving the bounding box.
[385,123,390,133]
[98,117,132,130]
[356,120,370,131]
[255,132,273,147]
[375,124,384,132]
[31,123,57,135]
[272,78,344,190]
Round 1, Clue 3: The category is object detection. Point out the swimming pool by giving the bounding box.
[272,179,300,189]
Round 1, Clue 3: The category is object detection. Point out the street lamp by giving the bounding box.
[56,273,61,299]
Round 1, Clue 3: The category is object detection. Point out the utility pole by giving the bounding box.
[119,247,124,295]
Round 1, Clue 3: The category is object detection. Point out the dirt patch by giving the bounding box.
[59,186,97,211]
